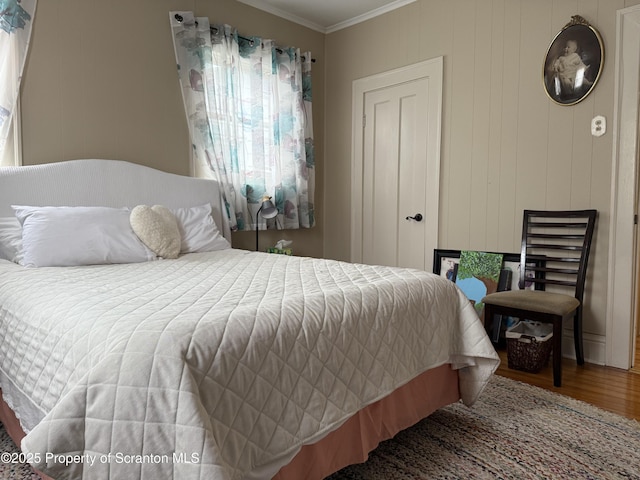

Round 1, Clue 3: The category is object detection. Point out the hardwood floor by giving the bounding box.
[494,346,640,421]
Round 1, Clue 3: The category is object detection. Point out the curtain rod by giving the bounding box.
[174,13,316,63]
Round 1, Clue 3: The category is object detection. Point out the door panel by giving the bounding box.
[397,82,428,269]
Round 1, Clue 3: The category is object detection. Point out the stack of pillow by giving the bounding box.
[0,203,230,267]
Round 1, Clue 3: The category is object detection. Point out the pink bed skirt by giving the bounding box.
[0,391,54,480]
[1,364,459,480]
[275,363,460,479]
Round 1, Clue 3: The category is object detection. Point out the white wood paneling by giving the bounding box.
[445,1,475,248]
[496,0,522,253]
[468,1,492,250]
[486,0,506,250]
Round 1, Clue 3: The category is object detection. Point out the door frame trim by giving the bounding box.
[350,57,443,270]
[607,6,640,369]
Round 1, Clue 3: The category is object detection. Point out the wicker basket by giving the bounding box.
[505,321,553,373]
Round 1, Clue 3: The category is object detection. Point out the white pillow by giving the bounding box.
[12,206,156,267]
[0,217,22,262]
[170,204,230,253]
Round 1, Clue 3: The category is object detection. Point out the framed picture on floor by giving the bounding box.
[433,249,541,343]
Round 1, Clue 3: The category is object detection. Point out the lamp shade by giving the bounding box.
[259,197,278,219]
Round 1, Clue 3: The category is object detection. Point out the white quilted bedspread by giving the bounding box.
[0,250,499,480]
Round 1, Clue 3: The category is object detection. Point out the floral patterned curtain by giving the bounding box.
[170,11,315,232]
[0,0,37,166]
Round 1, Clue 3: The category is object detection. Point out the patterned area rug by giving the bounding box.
[1,375,639,479]
[329,374,640,480]
[0,429,38,480]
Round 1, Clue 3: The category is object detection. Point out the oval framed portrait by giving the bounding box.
[543,15,604,106]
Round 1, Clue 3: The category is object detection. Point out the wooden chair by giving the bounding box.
[482,210,597,387]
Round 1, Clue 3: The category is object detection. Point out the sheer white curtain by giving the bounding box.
[170,12,314,232]
[0,0,37,166]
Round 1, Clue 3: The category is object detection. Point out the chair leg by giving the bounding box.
[552,318,563,387]
[573,308,585,365]
[483,304,493,334]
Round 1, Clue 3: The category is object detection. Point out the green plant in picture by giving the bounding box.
[455,251,503,319]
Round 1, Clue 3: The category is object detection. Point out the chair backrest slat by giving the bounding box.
[519,209,597,303]
[533,278,579,287]
[529,222,588,228]
[530,267,579,276]
[527,243,585,251]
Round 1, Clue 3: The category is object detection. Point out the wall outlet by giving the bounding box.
[591,116,606,137]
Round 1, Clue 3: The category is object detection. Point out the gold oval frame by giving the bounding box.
[542,15,604,106]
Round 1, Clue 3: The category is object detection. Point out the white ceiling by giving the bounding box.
[236,0,416,33]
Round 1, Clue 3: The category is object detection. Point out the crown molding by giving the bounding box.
[236,0,417,34]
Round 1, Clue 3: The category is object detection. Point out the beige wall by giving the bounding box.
[20,0,325,257]
[324,0,640,345]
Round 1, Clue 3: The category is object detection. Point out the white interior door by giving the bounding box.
[351,58,443,271]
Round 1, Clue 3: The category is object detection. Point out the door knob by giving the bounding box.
[405,213,423,222]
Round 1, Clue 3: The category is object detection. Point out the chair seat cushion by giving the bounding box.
[482,290,580,316]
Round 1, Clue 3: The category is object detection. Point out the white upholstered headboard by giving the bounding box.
[0,159,232,242]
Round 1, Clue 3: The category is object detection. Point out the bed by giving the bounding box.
[0,159,500,480]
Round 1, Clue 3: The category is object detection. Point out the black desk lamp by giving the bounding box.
[256,196,277,251]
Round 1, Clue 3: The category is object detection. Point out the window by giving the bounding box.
[171,13,315,232]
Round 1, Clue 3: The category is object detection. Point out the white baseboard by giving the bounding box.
[561,330,606,366]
